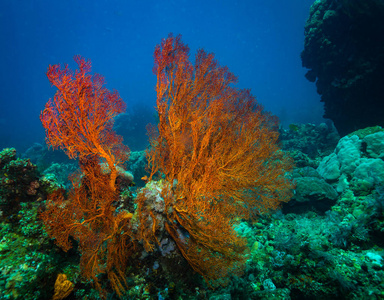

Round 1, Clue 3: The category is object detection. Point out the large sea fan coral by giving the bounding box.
[139,34,294,286]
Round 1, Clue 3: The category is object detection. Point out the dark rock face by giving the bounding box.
[301,0,384,136]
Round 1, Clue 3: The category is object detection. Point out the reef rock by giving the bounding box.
[301,0,384,136]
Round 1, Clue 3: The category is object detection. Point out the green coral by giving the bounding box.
[0,148,17,169]
[347,126,384,139]
[0,200,82,300]
[18,202,47,238]
[0,222,52,299]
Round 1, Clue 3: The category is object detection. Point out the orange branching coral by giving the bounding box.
[142,34,294,286]
[41,160,135,297]
[41,55,129,189]
[40,56,133,297]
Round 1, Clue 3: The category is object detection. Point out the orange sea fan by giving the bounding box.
[40,56,133,298]
[41,55,129,190]
[142,34,294,286]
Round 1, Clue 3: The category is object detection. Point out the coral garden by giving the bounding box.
[2,124,384,299]
[2,30,384,300]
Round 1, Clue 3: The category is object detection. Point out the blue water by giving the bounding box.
[0,0,322,152]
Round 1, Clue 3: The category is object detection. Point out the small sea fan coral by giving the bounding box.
[41,55,129,189]
[40,56,133,297]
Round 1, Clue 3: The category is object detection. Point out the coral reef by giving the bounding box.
[4,31,384,299]
[301,0,384,136]
[0,148,79,300]
[125,150,147,188]
[2,125,384,299]
[0,148,42,219]
[280,122,339,167]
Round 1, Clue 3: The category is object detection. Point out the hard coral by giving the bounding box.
[0,148,41,219]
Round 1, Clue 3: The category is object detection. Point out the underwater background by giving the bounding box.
[0,0,322,152]
[1,0,384,299]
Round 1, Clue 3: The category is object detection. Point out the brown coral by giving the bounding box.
[52,274,73,300]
